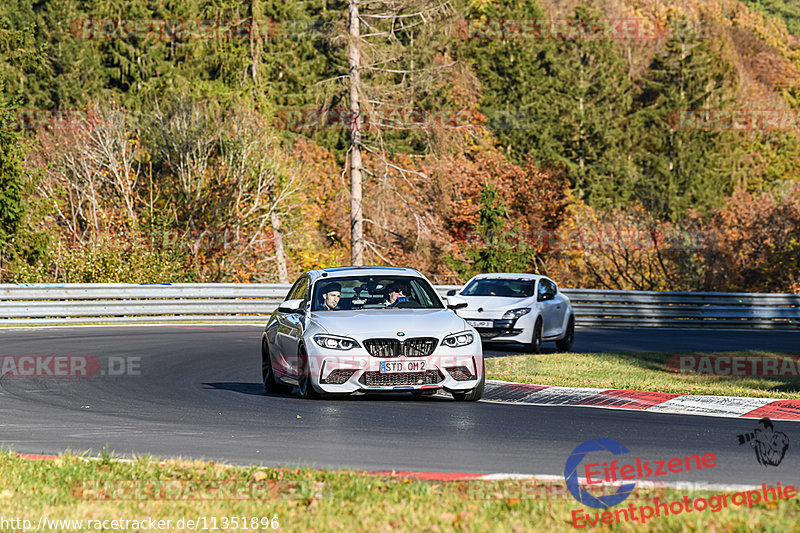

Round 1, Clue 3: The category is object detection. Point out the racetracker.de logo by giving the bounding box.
[0,355,141,377]
[668,109,800,131]
[668,355,800,377]
[462,18,667,41]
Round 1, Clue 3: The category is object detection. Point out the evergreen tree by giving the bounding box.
[0,127,24,244]
[461,0,554,163]
[537,5,635,209]
[463,3,635,209]
[449,183,532,277]
[631,20,743,220]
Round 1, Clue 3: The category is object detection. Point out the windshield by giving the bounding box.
[311,275,443,311]
[460,278,536,298]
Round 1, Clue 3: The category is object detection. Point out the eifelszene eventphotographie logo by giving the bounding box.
[566,437,797,528]
[564,438,637,508]
[564,438,718,509]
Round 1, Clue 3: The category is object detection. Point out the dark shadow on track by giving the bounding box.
[202,382,266,395]
[483,343,556,358]
[202,382,451,401]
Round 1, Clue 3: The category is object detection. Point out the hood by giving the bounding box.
[310,309,468,338]
[452,295,536,319]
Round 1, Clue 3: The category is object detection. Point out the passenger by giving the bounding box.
[384,284,409,307]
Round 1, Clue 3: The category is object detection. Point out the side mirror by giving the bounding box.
[446,296,468,310]
[537,292,554,302]
[278,298,305,313]
[446,289,457,296]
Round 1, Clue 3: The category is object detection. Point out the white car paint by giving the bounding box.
[446,273,574,351]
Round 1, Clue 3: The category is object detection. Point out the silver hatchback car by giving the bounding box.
[261,267,485,400]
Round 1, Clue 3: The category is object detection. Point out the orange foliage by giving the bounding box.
[703,187,800,292]
[425,150,570,242]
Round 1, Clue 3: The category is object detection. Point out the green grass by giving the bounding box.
[2,451,800,532]
[486,351,800,399]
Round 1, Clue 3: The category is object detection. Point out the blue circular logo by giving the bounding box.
[396,332,405,337]
[564,438,636,509]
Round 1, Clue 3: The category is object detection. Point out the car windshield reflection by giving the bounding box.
[461,279,536,298]
[311,276,444,311]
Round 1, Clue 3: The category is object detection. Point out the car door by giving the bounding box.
[275,276,309,377]
[551,282,569,335]
[538,278,562,337]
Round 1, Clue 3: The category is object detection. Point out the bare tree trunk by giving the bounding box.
[250,0,260,84]
[251,0,288,281]
[270,211,289,283]
[349,0,364,266]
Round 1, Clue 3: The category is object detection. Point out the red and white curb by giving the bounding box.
[482,381,800,421]
[347,470,767,492]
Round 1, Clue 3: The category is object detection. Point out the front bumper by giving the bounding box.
[464,317,530,343]
[307,351,483,394]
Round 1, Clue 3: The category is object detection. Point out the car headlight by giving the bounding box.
[501,308,531,320]
[313,334,360,350]
[442,331,474,348]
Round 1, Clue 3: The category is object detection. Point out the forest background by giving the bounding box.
[1,0,799,292]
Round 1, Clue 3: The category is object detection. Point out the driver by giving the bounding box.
[384,283,409,307]
[320,282,341,310]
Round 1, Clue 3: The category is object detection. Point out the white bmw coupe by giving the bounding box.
[261,267,484,400]
[445,273,574,353]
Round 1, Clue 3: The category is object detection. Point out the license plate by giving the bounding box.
[380,361,426,373]
[467,320,492,328]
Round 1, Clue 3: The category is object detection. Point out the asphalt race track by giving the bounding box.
[1,325,799,486]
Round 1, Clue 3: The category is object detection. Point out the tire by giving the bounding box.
[452,360,485,402]
[556,315,575,352]
[527,318,543,354]
[297,345,321,400]
[262,338,291,394]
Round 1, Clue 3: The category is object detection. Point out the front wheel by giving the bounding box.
[297,345,321,400]
[262,338,291,394]
[527,318,543,354]
[452,361,485,402]
[556,315,575,352]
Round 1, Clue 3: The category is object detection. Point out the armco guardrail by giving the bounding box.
[0,283,798,329]
[562,288,800,330]
[0,283,287,325]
